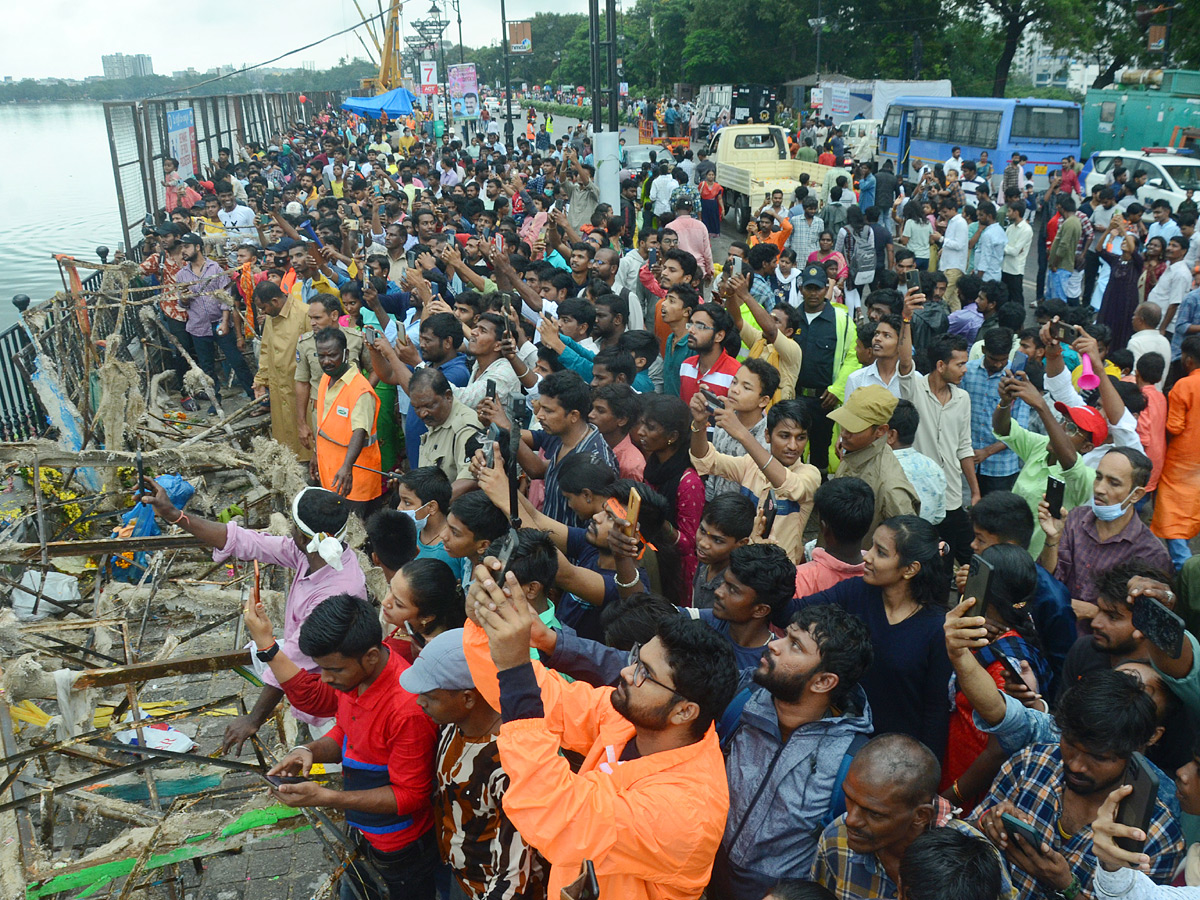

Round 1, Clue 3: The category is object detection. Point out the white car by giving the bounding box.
[1085,149,1200,214]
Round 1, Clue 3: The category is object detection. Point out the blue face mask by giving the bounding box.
[1090,489,1136,521]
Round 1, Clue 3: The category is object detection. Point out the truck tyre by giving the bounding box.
[732,199,749,233]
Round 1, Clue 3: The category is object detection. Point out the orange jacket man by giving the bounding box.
[311,327,383,502]
[464,566,739,900]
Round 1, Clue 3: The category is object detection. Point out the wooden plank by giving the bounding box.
[0,534,204,563]
[73,651,251,688]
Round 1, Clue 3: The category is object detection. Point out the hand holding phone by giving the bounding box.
[1045,476,1065,519]
[1132,595,1185,658]
[1000,812,1043,850]
[1114,752,1160,853]
[961,554,994,619]
[761,489,778,539]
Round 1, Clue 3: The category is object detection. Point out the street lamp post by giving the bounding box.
[499,0,514,148]
[414,2,452,144]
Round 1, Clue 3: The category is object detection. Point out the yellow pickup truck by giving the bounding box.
[707,124,838,232]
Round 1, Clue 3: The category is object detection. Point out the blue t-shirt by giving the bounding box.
[416,533,467,582]
[697,609,770,670]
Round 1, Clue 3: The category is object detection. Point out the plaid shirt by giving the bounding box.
[813,800,1016,900]
[1055,505,1173,605]
[788,214,825,261]
[979,744,1184,900]
[962,360,1030,477]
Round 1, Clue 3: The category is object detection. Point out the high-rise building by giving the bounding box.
[101,53,154,79]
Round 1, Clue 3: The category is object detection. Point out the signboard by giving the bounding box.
[810,87,824,109]
[508,21,532,53]
[165,108,199,181]
[831,84,851,115]
[619,82,629,97]
[419,60,438,95]
[1149,25,1167,51]
[448,63,479,119]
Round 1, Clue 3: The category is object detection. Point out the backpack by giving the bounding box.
[718,686,870,828]
[846,225,876,281]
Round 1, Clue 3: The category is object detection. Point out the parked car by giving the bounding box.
[1085,148,1200,216]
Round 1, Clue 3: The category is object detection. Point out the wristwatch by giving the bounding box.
[256,641,280,663]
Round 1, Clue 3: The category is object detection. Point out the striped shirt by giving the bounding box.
[680,350,739,406]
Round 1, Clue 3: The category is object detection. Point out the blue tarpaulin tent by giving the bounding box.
[341,87,417,118]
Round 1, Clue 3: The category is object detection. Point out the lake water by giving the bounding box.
[0,102,122,331]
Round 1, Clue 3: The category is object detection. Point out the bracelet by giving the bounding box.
[289,745,313,757]
[950,780,965,804]
[690,422,705,433]
[168,510,189,527]
[997,402,1011,410]
[613,571,642,590]
[757,456,773,472]
[254,638,277,654]
[902,317,912,324]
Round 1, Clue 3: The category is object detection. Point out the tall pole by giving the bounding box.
[815,0,822,77]
[500,0,514,147]
[455,0,464,63]
[606,0,618,132]
[588,0,602,133]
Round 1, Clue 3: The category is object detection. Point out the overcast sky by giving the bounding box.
[3,0,577,81]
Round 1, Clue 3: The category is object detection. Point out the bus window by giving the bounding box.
[975,112,1001,148]
[1011,106,1080,141]
[911,109,933,139]
[931,110,954,142]
[883,108,903,137]
[951,111,977,143]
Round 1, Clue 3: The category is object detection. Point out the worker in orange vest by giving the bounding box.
[310,327,384,506]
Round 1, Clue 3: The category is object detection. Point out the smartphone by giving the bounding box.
[117,241,126,254]
[262,773,309,787]
[493,233,505,254]
[406,249,418,267]
[348,218,359,232]
[486,379,497,401]
[761,489,778,539]
[905,269,921,292]
[1132,595,1186,658]
[961,554,994,619]
[1051,321,1073,343]
[993,653,1035,694]
[1115,752,1161,853]
[648,247,658,267]
[563,861,599,900]
[1045,476,1066,519]
[730,257,745,277]
[1000,812,1043,849]
[699,387,723,410]
[624,487,642,539]
[482,423,499,468]
[373,182,382,197]
[363,325,379,344]
[1009,351,1028,373]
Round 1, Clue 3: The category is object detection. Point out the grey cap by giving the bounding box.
[398,629,475,694]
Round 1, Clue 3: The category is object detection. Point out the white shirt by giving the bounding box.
[845,362,902,399]
[944,156,963,177]
[1127,329,1173,390]
[1148,259,1191,328]
[940,213,969,272]
[1002,219,1033,276]
[615,248,645,296]
[218,204,258,242]
[650,174,677,215]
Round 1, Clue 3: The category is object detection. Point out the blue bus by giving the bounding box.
[877,96,1082,190]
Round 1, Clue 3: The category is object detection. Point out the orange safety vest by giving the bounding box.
[315,371,383,501]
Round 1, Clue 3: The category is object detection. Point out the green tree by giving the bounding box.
[680,29,738,83]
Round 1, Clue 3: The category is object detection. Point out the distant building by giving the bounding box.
[1012,34,1098,94]
[101,53,154,79]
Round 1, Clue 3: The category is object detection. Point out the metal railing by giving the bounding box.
[104,90,344,251]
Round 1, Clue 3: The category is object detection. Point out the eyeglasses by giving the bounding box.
[627,642,688,699]
[687,321,714,332]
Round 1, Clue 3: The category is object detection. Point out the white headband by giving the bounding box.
[291,487,348,571]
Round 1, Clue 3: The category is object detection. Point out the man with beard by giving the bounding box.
[974,668,1184,900]
[265,593,440,900]
[812,734,1013,900]
[463,567,738,900]
[175,233,256,414]
[708,604,874,900]
[680,303,740,406]
[310,328,385,509]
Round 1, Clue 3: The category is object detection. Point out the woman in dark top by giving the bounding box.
[777,515,954,760]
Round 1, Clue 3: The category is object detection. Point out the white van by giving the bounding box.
[842,119,881,161]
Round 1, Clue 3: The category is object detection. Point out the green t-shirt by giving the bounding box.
[996,421,1095,559]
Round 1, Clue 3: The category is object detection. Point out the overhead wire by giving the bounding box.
[142,13,387,100]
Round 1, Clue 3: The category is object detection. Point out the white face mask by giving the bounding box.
[399,502,430,528]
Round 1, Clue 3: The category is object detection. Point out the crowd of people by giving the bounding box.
[125,103,1200,900]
